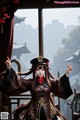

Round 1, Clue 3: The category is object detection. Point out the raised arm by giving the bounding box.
[0,57,32,95]
[51,65,73,99]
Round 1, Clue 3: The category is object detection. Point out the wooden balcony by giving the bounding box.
[67,89,80,120]
[8,93,60,120]
[9,93,31,120]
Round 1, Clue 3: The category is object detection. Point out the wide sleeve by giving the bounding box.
[0,68,32,95]
[50,74,73,99]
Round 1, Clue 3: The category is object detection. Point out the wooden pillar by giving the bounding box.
[38,8,44,57]
[58,71,60,111]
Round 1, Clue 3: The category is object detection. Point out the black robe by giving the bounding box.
[0,68,73,120]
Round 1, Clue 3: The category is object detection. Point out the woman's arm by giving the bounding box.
[0,57,32,95]
[51,65,73,99]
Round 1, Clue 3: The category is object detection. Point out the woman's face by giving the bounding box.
[35,66,45,78]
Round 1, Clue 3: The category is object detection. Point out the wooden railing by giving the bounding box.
[9,93,60,120]
[9,93,31,119]
[67,89,80,120]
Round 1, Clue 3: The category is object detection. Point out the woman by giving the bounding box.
[0,56,73,120]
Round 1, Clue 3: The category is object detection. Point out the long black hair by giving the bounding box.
[18,64,55,88]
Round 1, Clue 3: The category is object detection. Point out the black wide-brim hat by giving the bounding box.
[30,56,49,66]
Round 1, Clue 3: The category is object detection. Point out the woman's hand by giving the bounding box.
[5,57,11,70]
[66,65,72,76]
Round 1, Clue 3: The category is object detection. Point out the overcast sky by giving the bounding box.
[14,8,80,64]
[15,8,80,28]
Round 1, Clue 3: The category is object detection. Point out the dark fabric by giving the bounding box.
[0,68,73,120]
[0,68,15,92]
[0,15,14,109]
[51,74,73,99]
[60,74,73,99]
[40,107,47,120]
[0,13,14,73]
[13,101,31,120]
[52,115,58,120]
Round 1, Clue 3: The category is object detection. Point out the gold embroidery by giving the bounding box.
[50,102,57,118]
[38,97,49,119]
[28,104,35,119]
[38,97,45,106]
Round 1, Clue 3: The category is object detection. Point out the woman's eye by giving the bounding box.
[42,67,44,70]
[36,68,39,71]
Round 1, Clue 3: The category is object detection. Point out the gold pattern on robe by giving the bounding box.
[28,104,35,119]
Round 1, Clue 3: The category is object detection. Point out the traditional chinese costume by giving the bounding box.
[0,57,73,120]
